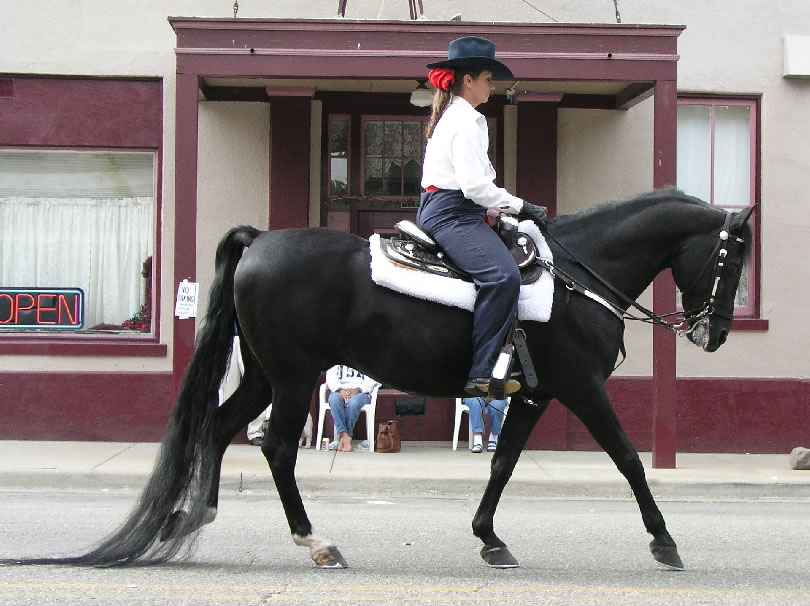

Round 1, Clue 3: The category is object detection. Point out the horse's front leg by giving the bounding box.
[566,385,684,570]
[262,382,348,569]
[472,396,548,568]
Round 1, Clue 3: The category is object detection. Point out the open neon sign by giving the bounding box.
[0,288,84,329]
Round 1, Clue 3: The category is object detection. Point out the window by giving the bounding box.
[677,97,760,319]
[0,149,155,332]
[362,117,426,197]
[327,114,498,201]
[329,116,350,197]
[0,76,162,347]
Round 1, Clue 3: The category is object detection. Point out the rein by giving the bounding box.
[537,212,740,338]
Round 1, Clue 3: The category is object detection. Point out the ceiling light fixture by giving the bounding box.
[409,80,433,107]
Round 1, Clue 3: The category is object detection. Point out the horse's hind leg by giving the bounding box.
[261,377,348,569]
[160,349,273,542]
[472,396,548,568]
[566,385,684,570]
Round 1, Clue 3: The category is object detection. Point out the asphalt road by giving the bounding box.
[1,488,809,605]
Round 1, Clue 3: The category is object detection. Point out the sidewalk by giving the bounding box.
[1,440,809,500]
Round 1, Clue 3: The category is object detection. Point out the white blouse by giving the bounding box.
[421,96,523,214]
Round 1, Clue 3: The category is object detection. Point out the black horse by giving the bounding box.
[4,188,753,571]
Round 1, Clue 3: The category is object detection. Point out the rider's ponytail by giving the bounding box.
[425,68,483,140]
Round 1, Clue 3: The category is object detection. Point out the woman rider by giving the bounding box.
[417,36,548,397]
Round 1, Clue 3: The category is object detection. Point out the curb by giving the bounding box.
[4,469,810,502]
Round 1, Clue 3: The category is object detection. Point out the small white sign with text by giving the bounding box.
[174,279,199,319]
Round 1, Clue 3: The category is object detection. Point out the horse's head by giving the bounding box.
[673,206,755,352]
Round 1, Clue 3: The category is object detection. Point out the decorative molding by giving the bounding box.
[176,47,679,63]
[514,92,564,103]
[265,85,316,97]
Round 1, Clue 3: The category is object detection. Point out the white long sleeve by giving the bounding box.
[421,96,523,214]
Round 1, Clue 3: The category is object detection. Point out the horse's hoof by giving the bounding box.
[159,510,188,542]
[312,545,348,569]
[650,542,684,570]
[480,545,520,568]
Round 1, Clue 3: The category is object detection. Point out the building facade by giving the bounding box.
[1,1,808,454]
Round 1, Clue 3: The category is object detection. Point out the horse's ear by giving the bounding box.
[732,205,756,229]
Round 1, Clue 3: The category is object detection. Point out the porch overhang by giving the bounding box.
[170,18,683,108]
[169,17,684,468]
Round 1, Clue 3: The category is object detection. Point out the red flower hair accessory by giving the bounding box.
[428,68,455,92]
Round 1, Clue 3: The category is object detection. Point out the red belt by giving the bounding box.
[425,185,440,192]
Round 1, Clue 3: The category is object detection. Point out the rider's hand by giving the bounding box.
[518,202,549,227]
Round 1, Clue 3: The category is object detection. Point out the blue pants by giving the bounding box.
[464,397,507,436]
[417,189,520,378]
[328,391,371,435]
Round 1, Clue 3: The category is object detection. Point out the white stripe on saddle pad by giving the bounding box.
[369,220,554,323]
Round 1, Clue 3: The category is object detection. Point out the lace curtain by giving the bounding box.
[0,196,153,328]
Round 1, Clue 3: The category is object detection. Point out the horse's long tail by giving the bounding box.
[6,226,261,567]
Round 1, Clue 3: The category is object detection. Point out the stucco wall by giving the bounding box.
[195,102,270,334]
[557,101,656,376]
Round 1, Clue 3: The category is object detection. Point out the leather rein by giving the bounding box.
[537,212,744,338]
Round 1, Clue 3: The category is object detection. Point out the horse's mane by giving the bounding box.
[553,187,712,225]
[551,187,752,261]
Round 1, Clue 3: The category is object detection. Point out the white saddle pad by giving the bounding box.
[369,220,554,322]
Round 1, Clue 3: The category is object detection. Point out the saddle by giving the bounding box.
[378,215,543,399]
[379,215,545,286]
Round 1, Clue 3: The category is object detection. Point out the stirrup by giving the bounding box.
[488,343,516,400]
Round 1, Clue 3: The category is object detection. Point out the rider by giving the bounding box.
[417,36,548,397]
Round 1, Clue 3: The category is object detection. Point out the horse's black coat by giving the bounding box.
[3,189,753,570]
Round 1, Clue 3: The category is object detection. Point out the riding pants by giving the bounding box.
[416,189,520,378]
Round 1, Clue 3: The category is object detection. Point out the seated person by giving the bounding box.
[463,397,508,453]
[326,365,380,452]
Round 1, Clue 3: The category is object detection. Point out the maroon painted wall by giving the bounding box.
[287,378,809,454]
[0,372,174,441]
[1,373,806,454]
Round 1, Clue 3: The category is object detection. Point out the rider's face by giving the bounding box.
[463,70,495,108]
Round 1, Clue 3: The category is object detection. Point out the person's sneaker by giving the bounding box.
[328,440,339,451]
[356,440,369,452]
[249,437,263,446]
[487,440,497,452]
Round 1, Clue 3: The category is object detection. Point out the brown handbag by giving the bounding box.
[375,420,401,453]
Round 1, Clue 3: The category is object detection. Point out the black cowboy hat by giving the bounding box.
[426,36,514,80]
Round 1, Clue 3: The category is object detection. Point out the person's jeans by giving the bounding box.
[328,391,371,436]
[464,397,507,437]
[418,190,520,378]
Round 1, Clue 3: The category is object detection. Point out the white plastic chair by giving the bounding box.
[452,397,510,450]
[316,382,380,452]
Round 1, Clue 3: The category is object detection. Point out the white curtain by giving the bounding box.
[713,105,751,206]
[0,196,153,328]
[677,104,712,201]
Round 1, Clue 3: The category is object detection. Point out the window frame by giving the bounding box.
[677,94,766,329]
[359,115,429,200]
[0,75,165,356]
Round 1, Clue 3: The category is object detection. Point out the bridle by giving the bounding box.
[539,212,746,339]
[677,212,745,326]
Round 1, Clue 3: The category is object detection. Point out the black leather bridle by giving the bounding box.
[539,211,747,338]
